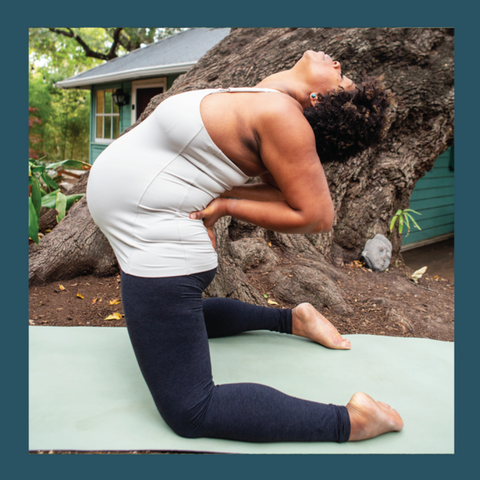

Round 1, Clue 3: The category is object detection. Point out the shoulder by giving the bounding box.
[253,93,315,145]
[256,92,303,117]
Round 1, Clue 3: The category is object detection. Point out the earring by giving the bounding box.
[311,93,316,99]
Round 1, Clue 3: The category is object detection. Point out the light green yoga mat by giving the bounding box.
[29,326,454,454]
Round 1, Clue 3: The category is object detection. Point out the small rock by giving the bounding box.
[361,234,392,272]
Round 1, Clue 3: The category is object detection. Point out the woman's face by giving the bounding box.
[295,50,356,95]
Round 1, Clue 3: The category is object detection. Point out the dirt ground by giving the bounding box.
[29,258,454,342]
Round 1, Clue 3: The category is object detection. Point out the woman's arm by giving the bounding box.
[191,98,335,235]
[220,177,285,203]
[191,196,331,234]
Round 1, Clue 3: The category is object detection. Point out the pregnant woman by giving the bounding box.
[87,50,403,443]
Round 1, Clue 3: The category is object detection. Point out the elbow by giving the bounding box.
[309,219,333,234]
[306,205,334,234]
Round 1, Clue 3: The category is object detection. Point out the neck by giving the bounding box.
[255,70,310,109]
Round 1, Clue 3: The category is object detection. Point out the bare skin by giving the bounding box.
[291,302,351,349]
[346,392,404,441]
[291,305,404,440]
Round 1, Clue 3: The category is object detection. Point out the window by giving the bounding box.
[95,89,120,142]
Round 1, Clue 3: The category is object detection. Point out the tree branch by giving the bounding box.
[49,28,122,61]
[107,28,123,59]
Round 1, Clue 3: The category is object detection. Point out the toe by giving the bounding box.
[336,337,351,349]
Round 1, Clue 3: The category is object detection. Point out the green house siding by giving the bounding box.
[89,82,133,163]
[89,73,182,164]
[166,73,180,90]
[402,146,454,247]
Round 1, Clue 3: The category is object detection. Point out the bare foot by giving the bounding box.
[291,303,351,349]
[347,392,404,441]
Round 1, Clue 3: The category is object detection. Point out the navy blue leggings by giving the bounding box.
[121,268,350,443]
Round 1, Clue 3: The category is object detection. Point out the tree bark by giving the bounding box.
[30,27,454,316]
[29,196,118,285]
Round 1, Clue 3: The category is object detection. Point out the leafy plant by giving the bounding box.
[389,209,422,238]
[28,157,90,244]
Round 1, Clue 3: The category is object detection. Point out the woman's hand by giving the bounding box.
[205,226,216,250]
[190,197,229,250]
[190,197,227,227]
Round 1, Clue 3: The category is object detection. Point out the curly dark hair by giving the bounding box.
[304,76,394,163]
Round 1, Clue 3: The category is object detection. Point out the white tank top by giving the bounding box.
[87,88,279,277]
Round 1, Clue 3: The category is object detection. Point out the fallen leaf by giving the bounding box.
[59,285,65,291]
[105,312,124,320]
[263,294,268,298]
[70,283,78,287]
[267,299,279,305]
[410,266,427,284]
[109,299,121,305]
[77,293,84,299]
[92,298,98,304]
[268,242,272,247]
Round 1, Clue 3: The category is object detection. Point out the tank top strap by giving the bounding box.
[219,87,281,94]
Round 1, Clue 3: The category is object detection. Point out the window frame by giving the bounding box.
[94,88,121,144]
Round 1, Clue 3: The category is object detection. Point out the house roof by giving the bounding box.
[56,28,231,89]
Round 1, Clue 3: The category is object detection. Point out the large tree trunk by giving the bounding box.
[29,28,454,315]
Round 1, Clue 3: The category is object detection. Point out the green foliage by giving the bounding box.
[29,69,91,162]
[28,158,90,244]
[29,28,187,163]
[29,107,43,158]
[389,209,422,238]
[29,28,107,162]
[29,28,107,77]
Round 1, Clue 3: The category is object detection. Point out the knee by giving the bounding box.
[145,374,215,439]
[156,401,207,439]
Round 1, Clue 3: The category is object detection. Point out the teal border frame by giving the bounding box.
[7,2,478,479]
